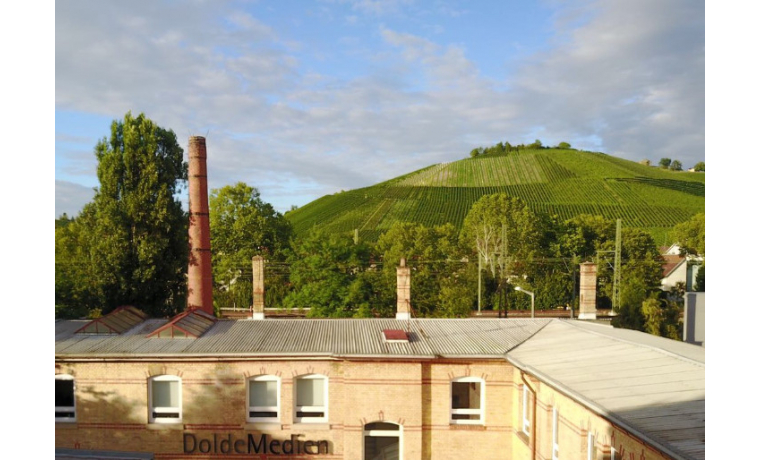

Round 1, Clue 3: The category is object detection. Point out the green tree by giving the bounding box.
[670,213,705,257]
[209,182,293,311]
[694,265,705,291]
[693,161,705,172]
[659,158,672,169]
[461,194,542,279]
[641,296,682,339]
[376,222,471,317]
[56,112,188,318]
[557,142,571,149]
[56,210,102,318]
[670,160,683,171]
[283,231,375,318]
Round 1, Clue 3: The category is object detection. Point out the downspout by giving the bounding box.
[522,372,537,460]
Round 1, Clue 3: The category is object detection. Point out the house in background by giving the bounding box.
[660,244,703,293]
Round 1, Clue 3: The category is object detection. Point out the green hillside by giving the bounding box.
[286,148,705,244]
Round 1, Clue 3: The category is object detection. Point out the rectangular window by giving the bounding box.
[55,375,76,421]
[522,385,532,436]
[150,376,181,423]
[552,407,559,460]
[450,378,484,424]
[248,376,279,422]
[295,375,327,423]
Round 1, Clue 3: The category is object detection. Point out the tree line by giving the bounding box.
[56,113,705,340]
[469,139,572,158]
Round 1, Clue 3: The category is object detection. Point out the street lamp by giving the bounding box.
[515,287,535,319]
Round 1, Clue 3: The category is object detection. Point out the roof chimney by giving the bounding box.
[396,258,411,320]
[252,255,265,320]
[578,262,597,320]
[187,136,214,316]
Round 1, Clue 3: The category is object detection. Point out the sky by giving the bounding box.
[55,0,704,218]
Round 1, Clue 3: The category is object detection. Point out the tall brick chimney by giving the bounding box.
[578,262,597,320]
[187,136,214,316]
[252,255,265,320]
[396,258,411,320]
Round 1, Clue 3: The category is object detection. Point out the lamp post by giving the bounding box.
[515,287,535,319]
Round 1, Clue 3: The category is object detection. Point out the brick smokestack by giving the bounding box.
[396,258,411,320]
[252,255,265,320]
[578,262,597,320]
[187,136,214,316]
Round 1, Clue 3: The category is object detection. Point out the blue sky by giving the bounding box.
[55,0,705,217]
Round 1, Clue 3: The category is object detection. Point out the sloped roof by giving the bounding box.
[74,306,149,335]
[55,317,550,359]
[508,320,705,460]
[662,254,686,278]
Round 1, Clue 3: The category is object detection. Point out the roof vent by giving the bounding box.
[75,306,148,335]
[383,329,409,343]
[147,308,216,338]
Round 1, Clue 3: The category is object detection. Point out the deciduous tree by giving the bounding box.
[56,112,188,318]
[209,182,293,311]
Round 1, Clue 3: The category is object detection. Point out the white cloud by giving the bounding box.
[55,0,704,215]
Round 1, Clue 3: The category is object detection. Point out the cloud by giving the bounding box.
[56,181,95,218]
[506,0,704,164]
[56,0,704,215]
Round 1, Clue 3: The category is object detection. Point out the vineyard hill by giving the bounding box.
[285,148,705,244]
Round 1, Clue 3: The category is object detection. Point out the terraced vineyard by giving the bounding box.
[287,148,705,244]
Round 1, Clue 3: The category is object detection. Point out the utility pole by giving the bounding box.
[613,219,622,312]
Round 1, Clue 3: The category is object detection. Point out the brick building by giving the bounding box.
[55,309,705,460]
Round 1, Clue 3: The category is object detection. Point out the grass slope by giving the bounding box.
[287,149,705,245]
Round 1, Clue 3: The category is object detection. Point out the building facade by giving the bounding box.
[56,312,705,460]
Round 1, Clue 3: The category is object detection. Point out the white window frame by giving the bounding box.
[247,375,280,423]
[552,407,559,460]
[55,374,76,422]
[522,385,532,436]
[587,432,595,460]
[294,374,328,423]
[149,375,182,423]
[449,376,485,425]
[363,421,403,460]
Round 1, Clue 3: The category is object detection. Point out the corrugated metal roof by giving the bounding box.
[55,318,550,358]
[507,320,705,460]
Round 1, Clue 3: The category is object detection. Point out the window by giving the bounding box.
[450,377,484,424]
[552,407,559,460]
[295,374,327,423]
[364,422,402,460]
[149,375,181,423]
[587,432,595,460]
[521,385,532,436]
[248,375,280,422]
[55,374,76,422]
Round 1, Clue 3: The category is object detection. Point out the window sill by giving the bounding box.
[291,423,331,431]
[517,431,530,446]
[147,422,184,430]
